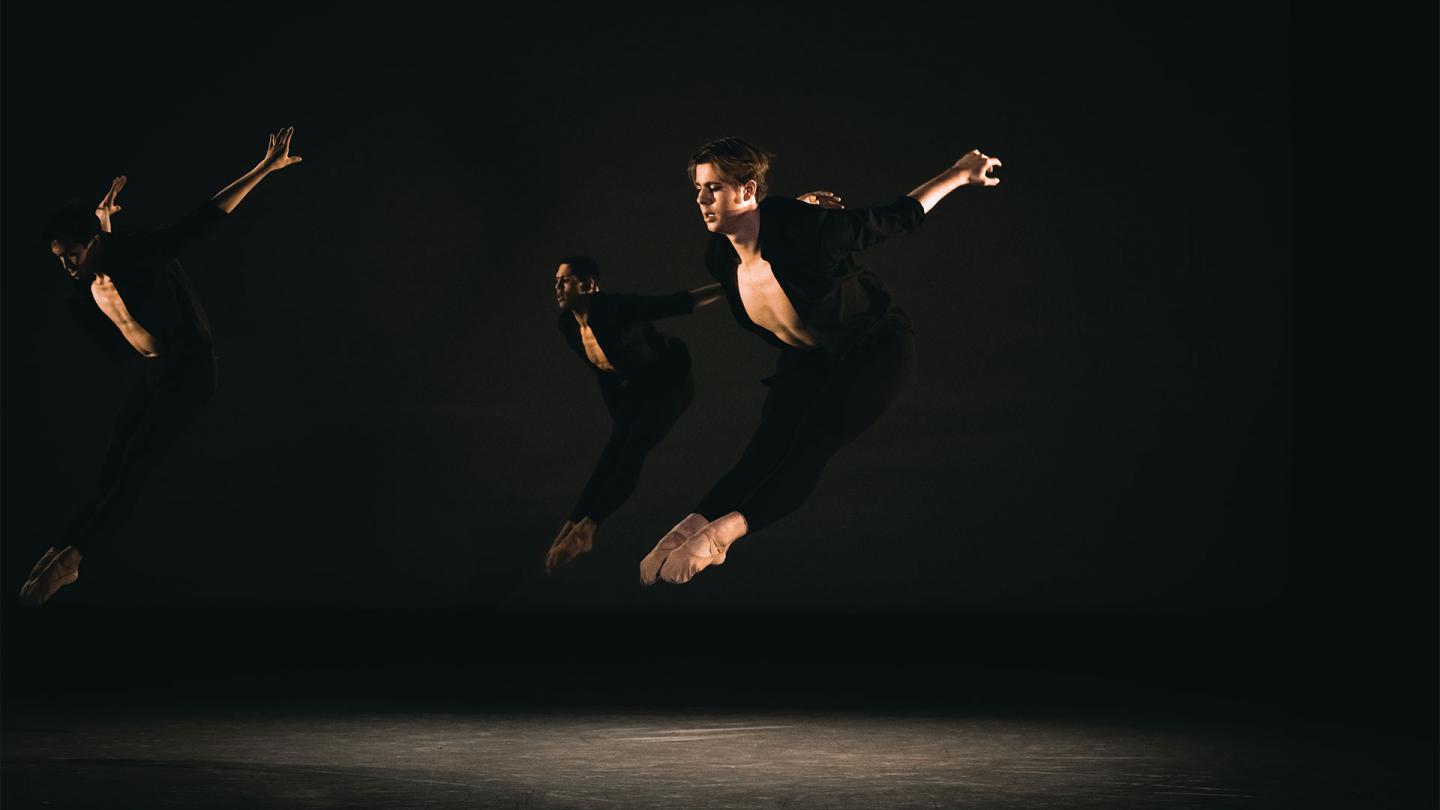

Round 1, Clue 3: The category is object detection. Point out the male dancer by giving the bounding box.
[544,256,723,572]
[20,128,303,605]
[545,192,842,572]
[639,138,1001,585]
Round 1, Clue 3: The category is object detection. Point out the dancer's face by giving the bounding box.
[554,263,595,312]
[693,163,756,234]
[51,238,98,281]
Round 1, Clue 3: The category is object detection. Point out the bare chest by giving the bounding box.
[576,318,616,372]
[736,257,816,348]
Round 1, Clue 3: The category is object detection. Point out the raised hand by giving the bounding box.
[259,126,303,173]
[951,149,1001,187]
[95,175,127,233]
[211,127,304,213]
[797,190,845,209]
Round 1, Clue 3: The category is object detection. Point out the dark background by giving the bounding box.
[1,0,1433,745]
[4,1,1293,611]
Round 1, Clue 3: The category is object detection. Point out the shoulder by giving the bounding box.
[761,195,806,212]
[587,291,621,316]
[759,195,813,221]
[759,195,825,246]
[593,291,650,324]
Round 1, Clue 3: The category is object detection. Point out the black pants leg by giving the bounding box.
[696,324,914,532]
[61,352,217,553]
[569,375,695,525]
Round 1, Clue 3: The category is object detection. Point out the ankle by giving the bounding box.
[706,512,748,551]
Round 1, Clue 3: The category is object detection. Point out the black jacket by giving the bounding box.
[557,290,696,393]
[703,195,925,355]
[68,203,226,362]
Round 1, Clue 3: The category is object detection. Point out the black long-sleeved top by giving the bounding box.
[67,202,227,362]
[557,290,696,392]
[703,195,925,354]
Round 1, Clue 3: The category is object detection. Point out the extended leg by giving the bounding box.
[24,358,212,605]
[60,359,213,553]
[693,358,822,521]
[641,354,821,584]
[736,326,914,531]
[652,327,914,585]
[549,377,694,572]
[569,378,693,526]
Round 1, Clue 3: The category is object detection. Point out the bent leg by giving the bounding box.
[735,326,915,532]
[60,356,214,554]
[569,376,694,525]
[693,357,822,521]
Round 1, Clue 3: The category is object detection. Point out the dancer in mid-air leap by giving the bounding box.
[545,193,842,573]
[20,128,303,605]
[544,255,723,572]
[640,137,1001,585]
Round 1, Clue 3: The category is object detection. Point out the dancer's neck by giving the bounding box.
[724,209,761,260]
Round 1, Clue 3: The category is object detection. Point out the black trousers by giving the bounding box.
[695,320,915,532]
[61,350,218,553]
[569,374,695,525]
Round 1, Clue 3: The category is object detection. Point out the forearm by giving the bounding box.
[210,164,273,214]
[689,283,724,309]
[906,167,967,214]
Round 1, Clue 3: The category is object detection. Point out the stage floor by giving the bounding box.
[4,707,1432,808]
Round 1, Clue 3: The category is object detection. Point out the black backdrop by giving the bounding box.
[4,7,1438,782]
[3,2,1297,615]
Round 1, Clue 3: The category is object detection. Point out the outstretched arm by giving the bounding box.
[128,129,303,260]
[210,127,303,214]
[95,175,126,233]
[689,282,724,309]
[906,149,1001,214]
[797,190,844,209]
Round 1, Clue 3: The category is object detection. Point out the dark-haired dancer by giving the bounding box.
[20,128,303,605]
[544,255,722,572]
[640,138,1001,585]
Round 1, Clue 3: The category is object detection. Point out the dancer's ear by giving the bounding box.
[742,180,757,202]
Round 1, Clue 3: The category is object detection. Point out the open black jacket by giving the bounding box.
[557,290,697,395]
[703,194,925,355]
[67,202,227,363]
